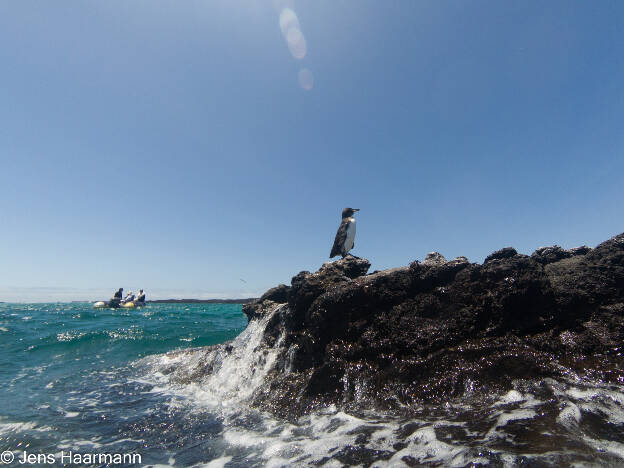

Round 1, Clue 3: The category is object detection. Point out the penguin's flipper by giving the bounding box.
[330,221,349,258]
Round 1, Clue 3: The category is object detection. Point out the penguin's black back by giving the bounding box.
[330,220,350,258]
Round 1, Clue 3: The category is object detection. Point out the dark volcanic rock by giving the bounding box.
[243,284,290,320]
[568,245,591,256]
[423,252,446,265]
[484,247,518,263]
[261,283,290,303]
[287,256,371,328]
[532,245,571,264]
[243,233,624,418]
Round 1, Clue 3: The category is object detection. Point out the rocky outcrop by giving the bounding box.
[242,234,624,418]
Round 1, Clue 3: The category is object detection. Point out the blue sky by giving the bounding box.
[1,1,623,301]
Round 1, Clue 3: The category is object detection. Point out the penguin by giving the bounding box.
[330,208,360,258]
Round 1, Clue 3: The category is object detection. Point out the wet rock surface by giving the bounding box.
[242,234,624,418]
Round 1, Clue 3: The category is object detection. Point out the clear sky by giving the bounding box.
[1,1,623,301]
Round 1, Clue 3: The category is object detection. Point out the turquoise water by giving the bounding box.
[0,302,247,466]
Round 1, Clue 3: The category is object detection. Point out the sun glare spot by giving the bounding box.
[279,8,307,60]
[287,28,307,60]
[277,6,313,89]
[279,8,300,36]
[298,68,314,91]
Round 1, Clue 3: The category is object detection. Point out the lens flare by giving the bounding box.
[287,28,307,60]
[279,8,300,36]
[278,7,313,89]
[279,8,307,60]
[298,68,314,91]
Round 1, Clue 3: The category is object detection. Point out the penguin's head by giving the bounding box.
[342,207,360,218]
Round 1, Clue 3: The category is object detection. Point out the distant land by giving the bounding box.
[147,298,257,304]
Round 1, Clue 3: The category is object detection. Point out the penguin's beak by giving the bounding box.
[353,208,360,212]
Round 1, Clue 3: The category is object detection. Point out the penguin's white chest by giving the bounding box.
[344,219,356,253]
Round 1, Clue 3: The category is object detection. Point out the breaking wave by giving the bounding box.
[137,306,624,466]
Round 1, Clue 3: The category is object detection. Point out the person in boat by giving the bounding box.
[110,288,123,307]
[136,289,146,304]
[122,291,136,303]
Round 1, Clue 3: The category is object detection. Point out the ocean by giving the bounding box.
[2,302,624,467]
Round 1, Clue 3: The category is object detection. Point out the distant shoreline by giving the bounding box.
[1,299,258,304]
[147,298,257,304]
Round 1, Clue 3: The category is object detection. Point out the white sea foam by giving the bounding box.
[139,305,286,411]
[191,457,233,468]
[0,420,53,435]
[497,389,524,404]
[557,402,582,425]
[58,439,103,449]
[150,457,176,468]
[487,408,537,439]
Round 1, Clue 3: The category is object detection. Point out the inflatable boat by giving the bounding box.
[93,300,145,309]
